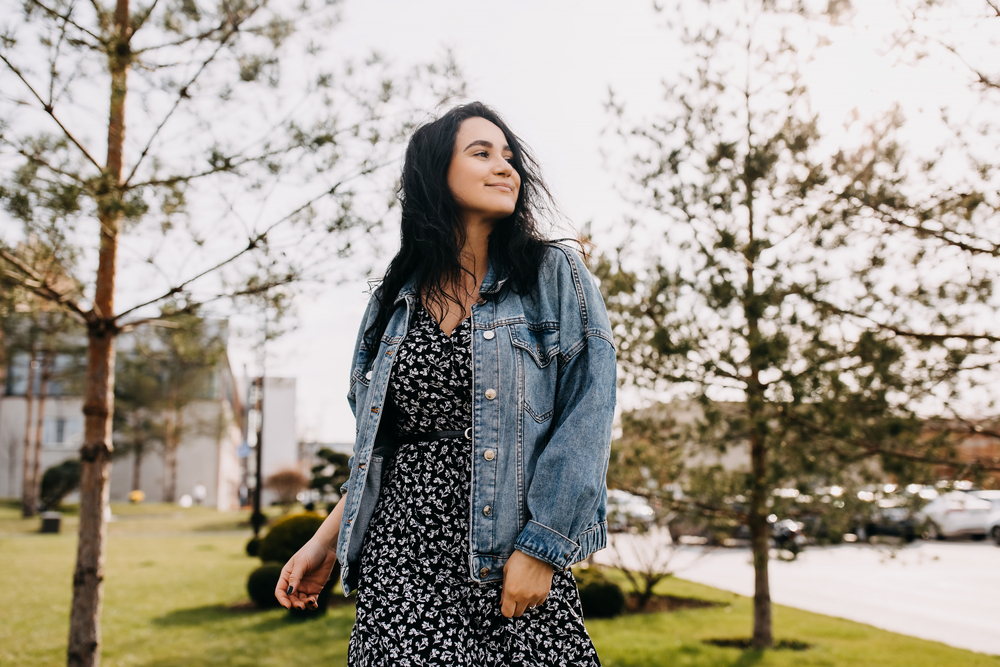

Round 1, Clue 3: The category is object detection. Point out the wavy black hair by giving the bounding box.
[363,101,553,350]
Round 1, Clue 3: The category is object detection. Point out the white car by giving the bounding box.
[917,491,993,540]
[973,491,1000,545]
[606,489,656,532]
[988,509,1000,545]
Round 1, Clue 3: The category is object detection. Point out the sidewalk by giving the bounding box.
[593,534,1000,656]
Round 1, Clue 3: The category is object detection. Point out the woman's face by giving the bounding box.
[447,116,521,226]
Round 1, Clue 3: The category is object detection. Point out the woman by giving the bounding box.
[276,102,617,666]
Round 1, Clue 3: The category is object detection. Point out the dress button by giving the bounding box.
[484,449,495,461]
[483,330,495,340]
[365,370,372,380]
[485,388,497,400]
[483,505,492,517]
[479,567,490,577]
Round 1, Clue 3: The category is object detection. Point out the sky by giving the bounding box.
[218,0,992,444]
[228,0,688,443]
[2,0,992,444]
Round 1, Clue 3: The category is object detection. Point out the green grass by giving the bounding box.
[1,502,997,666]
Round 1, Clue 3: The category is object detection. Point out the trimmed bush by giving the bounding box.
[39,459,82,511]
[576,570,626,619]
[258,512,324,564]
[247,562,284,608]
[245,537,261,557]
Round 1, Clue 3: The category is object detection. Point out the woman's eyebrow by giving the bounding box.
[463,139,512,152]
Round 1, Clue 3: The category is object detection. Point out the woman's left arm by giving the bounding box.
[501,249,618,616]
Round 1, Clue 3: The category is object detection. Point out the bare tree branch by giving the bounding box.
[117,275,299,330]
[874,205,1000,256]
[804,295,1000,344]
[86,0,111,33]
[7,142,88,184]
[28,0,106,46]
[112,173,367,321]
[123,34,236,186]
[785,411,1000,472]
[0,54,103,171]
[129,0,163,36]
[0,248,91,323]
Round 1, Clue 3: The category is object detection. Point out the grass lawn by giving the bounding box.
[1,501,997,666]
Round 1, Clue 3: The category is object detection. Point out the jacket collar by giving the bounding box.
[394,247,510,304]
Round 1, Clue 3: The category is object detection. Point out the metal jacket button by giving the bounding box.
[484,449,495,461]
[365,370,373,380]
[485,388,496,400]
[483,330,495,340]
[483,505,492,516]
[479,567,489,577]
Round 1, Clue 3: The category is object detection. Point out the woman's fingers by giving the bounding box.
[275,560,295,609]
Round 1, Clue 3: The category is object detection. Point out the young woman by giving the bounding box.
[276,102,617,666]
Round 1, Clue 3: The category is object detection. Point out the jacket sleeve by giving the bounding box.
[513,249,617,569]
[341,292,381,496]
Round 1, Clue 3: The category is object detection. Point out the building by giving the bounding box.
[0,330,246,510]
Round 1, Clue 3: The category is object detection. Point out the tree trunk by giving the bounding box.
[21,343,37,518]
[163,409,177,503]
[31,350,51,509]
[748,428,772,649]
[743,138,772,650]
[131,440,143,492]
[67,0,128,662]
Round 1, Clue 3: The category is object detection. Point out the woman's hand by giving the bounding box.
[275,496,346,610]
[275,537,338,610]
[500,550,554,618]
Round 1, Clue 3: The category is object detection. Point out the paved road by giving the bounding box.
[592,533,1000,656]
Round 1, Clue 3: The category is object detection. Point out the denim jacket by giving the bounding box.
[336,244,617,594]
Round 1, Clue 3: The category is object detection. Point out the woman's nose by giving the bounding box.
[494,158,512,175]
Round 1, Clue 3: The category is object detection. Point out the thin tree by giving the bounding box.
[0,1,463,664]
[600,0,999,648]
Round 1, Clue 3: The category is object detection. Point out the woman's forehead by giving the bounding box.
[455,117,509,151]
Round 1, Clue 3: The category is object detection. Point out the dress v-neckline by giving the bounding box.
[419,299,470,339]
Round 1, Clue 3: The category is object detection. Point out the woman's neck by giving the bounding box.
[460,218,492,292]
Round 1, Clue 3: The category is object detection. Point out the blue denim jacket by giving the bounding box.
[336,244,617,594]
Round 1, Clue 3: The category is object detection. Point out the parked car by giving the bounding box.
[973,491,1000,546]
[987,508,1000,545]
[606,489,656,532]
[916,491,993,540]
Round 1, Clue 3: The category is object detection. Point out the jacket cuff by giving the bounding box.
[514,520,581,570]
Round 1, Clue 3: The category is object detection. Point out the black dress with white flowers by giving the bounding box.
[347,300,601,667]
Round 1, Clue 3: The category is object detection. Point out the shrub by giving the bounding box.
[576,569,626,619]
[39,459,82,511]
[265,467,310,507]
[247,562,284,608]
[245,537,261,557]
[258,512,324,564]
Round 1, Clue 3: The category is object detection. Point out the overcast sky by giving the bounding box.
[216,0,989,443]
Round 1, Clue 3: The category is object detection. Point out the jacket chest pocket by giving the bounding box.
[509,324,559,423]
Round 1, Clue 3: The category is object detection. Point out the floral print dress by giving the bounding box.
[347,300,601,667]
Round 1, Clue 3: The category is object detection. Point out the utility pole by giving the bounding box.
[251,375,266,537]
[250,300,268,537]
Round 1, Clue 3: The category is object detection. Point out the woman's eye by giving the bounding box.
[475,150,489,158]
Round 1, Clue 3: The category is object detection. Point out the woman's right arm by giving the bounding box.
[274,495,346,610]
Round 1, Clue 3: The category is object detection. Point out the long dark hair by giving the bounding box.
[364,102,552,350]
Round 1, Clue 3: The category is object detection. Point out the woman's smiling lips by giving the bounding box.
[487,182,514,193]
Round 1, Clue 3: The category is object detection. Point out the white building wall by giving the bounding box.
[259,377,298,506]
[2,394,241,510]
[0,396,84,499]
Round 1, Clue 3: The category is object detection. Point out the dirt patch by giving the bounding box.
[703,638,811,651]
[626,594,722,614]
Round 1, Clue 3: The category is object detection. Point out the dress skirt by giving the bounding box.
[347,301,601,667]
